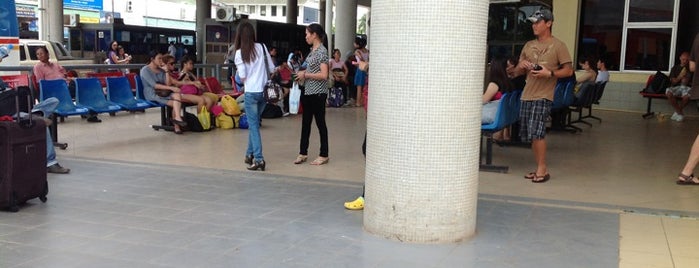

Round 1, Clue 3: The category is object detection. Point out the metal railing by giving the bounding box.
[0,63,235,91]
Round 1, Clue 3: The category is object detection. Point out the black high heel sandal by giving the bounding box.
[244,155,253,165]
[247,160,266,171]
[171,118,187,127]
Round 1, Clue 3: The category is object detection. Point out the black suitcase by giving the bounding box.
[0,88,49,212]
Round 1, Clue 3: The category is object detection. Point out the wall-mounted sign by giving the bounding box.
[64,0,104,12]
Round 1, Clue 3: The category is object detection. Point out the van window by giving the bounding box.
[27,45,44,60]
[51,42,71,59]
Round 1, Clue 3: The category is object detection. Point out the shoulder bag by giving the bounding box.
[261,44,282,104]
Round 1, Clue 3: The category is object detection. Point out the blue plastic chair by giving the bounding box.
[39,79,91,117]
[39,78,92,149]
[106,76,153,111]
[551,80,579,132]
[480,90,522,173]
[75,78,123,115]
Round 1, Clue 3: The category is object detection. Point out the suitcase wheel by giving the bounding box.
[40,180,48,203]
[8,193,19,212]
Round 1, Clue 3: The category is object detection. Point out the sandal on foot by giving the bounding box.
[294,155,308,164]
[532,173,550,183]
[344,196,364,210]
[524,172,536,180]
[310,157,329,165]
[676,173,698,185]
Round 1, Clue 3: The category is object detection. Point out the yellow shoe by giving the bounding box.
[344,196,364,210]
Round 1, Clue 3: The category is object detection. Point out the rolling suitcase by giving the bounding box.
[0,87,48,212]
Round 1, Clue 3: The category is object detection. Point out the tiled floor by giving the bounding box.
[1,107,699,267]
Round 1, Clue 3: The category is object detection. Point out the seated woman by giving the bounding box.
[177,55,218,107]
[274,61,293,114]
[482,58,513,125]
[139,50,187,134]
[160,54,213,112]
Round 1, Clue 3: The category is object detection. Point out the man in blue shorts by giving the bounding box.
[514,9,573,183]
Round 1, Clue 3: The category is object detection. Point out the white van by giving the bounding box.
[19,39,94,67]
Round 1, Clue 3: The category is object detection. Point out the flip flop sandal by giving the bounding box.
[524,172,536,180]
[676,173,699,185]
[532,173,550,183]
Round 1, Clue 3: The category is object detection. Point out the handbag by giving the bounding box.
[197,105,211,130]
[155,89,172,97]
[262,44,282,104]
[289,82,301,114]
[180,84,202,95]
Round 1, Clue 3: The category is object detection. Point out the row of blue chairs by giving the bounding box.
[38,76,164,148]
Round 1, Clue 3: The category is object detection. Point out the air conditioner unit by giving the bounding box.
[63,14,79,27]
[215,6,236,22]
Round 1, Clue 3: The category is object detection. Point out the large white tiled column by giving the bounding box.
[335,0,358,59]
[363,0,488,243]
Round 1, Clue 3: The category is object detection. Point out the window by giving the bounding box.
[578,0,683,71]
[260,6,266,16]
[271,6,277,16]
[239,5,245,13]
[486,4,541,61]
[283,6,286,17]
[249,5,256,14]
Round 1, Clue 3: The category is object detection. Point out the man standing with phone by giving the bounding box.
[513,9,573,183]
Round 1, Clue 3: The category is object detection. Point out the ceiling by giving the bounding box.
[159,0,371,8]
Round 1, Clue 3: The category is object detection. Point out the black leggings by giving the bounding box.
[299,94,328,157]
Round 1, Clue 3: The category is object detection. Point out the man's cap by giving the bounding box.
[528,9,553,23]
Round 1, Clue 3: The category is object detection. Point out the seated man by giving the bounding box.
[32,46,101,123]
[666,51,693,122]
[32,98,70,174]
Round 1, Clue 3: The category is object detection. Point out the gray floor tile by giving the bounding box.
[1,158,625,267]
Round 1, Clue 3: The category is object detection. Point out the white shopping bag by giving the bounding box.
[289,82,301,114]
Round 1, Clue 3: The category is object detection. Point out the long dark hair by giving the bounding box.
[490,58,513,93]
[234,22,258,64]
[109,41,118,53]
[306,23,327,48]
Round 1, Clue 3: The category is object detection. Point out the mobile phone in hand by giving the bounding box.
[533,64,543,71]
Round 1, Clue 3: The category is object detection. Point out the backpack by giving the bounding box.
[327,87,344,107]
[182,111,204,132]
[644,71,670,94]
[261,104,283,118]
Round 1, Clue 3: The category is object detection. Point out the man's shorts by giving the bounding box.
[666,85,691,97]
[519,99,552,142]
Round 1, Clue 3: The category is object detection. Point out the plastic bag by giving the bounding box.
[197,105,211,130]
[216,113,234,129]
[220,95,241,116]
[289,82,301,114]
